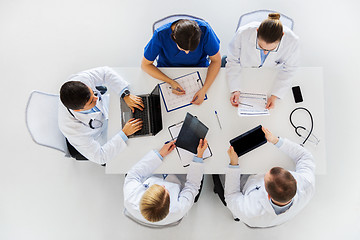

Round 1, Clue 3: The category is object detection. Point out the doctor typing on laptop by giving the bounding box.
[58,66,144,165]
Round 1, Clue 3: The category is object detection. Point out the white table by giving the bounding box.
[106,67,326,174]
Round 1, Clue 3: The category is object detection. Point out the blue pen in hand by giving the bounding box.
[215,111,222,130]
[164,140,175,151]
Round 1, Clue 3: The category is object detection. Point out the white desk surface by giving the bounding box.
[106,67,326,174]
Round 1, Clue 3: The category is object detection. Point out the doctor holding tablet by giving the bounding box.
[222,127,316,227]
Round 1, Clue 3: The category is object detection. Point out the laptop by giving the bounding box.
[120,85,163,137]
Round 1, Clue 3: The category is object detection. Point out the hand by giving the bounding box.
[170,81,185,95]
[266,95,278,110]
[191,89,206,105]
[262,126,279,144]
[196,138,208,158]
[122,118,143,136]
[230,91,240,107]
[159,140,176,157]
[124,94,144,113]
[227,146,239,166]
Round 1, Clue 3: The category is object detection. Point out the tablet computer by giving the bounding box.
[229,125,267,157]
[175,112,209,154]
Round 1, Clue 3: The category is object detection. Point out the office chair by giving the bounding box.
[152,14,204,33]
[236,9,294,31]
[25,91,69,156]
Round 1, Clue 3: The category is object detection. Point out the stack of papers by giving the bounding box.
[237,92,269,116]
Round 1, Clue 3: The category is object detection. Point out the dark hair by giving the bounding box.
[171,19,202,51]
[60,81,91,110]
[257,13,283,43]
[265,167,297,203]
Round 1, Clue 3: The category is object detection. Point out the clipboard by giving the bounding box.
[159,71,208,112]
[168,121,212,167]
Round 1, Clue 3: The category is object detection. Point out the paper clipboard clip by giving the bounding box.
[168,121,184,163]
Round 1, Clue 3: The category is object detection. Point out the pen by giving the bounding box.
[239,102,253,107]
[214,110,222,130]
[169,86,185,93]
[165,140,175,150]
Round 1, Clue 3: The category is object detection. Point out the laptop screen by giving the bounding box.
[149,85,163,135]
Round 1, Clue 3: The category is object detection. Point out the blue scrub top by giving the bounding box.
[144,20,220,67]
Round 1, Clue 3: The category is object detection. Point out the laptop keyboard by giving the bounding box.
[133,96,150,135]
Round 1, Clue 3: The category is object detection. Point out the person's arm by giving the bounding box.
[60,116,142,165]
[140,57,185,95]
[141,29,185,95]
[266,37,300,109]
[226,29,244,107]
[73,66,144,111]
[124,141,176,196]
[175,139,207,215]
[226,30,243,93]
[262,127,315,184]
[271,36,300,99]
[224,146,260,218]
[123,150,164,204]
[72,66,129,95]
[191,51,221,105]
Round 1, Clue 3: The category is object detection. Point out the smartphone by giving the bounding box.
[292,86,303,103]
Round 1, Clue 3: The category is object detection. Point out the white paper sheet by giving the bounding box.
[159,72,206,112]
[237,92,270,116]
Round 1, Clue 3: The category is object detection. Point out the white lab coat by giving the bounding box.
[226,22,300,98]
[225,138,315,228]
[123,151,204,226]
[58,66,129,165]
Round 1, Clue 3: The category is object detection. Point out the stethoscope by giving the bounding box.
[88,88,105,129]
[289,107,320,145]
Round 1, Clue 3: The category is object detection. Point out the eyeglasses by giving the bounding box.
[256,37,281,53]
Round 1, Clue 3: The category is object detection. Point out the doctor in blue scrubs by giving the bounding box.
[141,19,221,105]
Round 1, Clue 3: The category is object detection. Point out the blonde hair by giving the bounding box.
[140,184,170,222]
[258,13,283,43]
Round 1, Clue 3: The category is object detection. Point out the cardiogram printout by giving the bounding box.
[159,71,207,112]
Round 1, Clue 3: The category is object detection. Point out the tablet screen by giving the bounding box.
[230,125,267,157]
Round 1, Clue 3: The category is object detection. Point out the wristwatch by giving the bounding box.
[121,89,130,99]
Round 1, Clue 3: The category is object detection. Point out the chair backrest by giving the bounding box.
[236,10,294,31]
[153,14,204,33]
[25,91,68,154]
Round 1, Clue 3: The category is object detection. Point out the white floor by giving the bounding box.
[1,0,360,239]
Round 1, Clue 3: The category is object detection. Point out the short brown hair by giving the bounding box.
[140,184,170,222]
[171,19,202,51]
[265,167,297,203]
[258,13,283,43]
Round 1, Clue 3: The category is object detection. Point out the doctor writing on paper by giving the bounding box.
[141,19,221,105]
